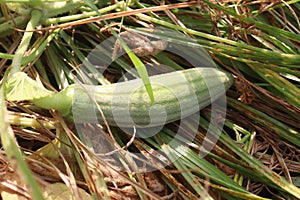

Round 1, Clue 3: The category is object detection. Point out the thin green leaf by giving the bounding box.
[82,0,155,103]
[162,144,214,199]
[201,119,300,198]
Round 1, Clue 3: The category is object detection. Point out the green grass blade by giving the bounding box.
[21,28,60,66]
[126,51,155,103]
[250,64,300,109]
[82,0,155,103]
[161,144,214,199]
[201,118,300,198]
[228,98,300,147]
[158,128,268,199]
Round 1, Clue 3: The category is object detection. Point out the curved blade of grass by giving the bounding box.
[82,25,140,80]
[125,50,155,103]
[83,0,154,103]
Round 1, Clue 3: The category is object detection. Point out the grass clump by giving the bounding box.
[0,0,299,199]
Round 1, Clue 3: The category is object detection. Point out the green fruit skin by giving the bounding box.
[70,68,233,127]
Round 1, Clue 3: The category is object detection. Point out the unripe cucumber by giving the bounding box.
[33,68,233,127]
[66,67,233,127]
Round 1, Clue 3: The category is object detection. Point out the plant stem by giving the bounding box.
[0,52,14,60]
[0,15,29,38]
[10,9,42,75]
[42,2,121,25]
[22,28,60,66]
